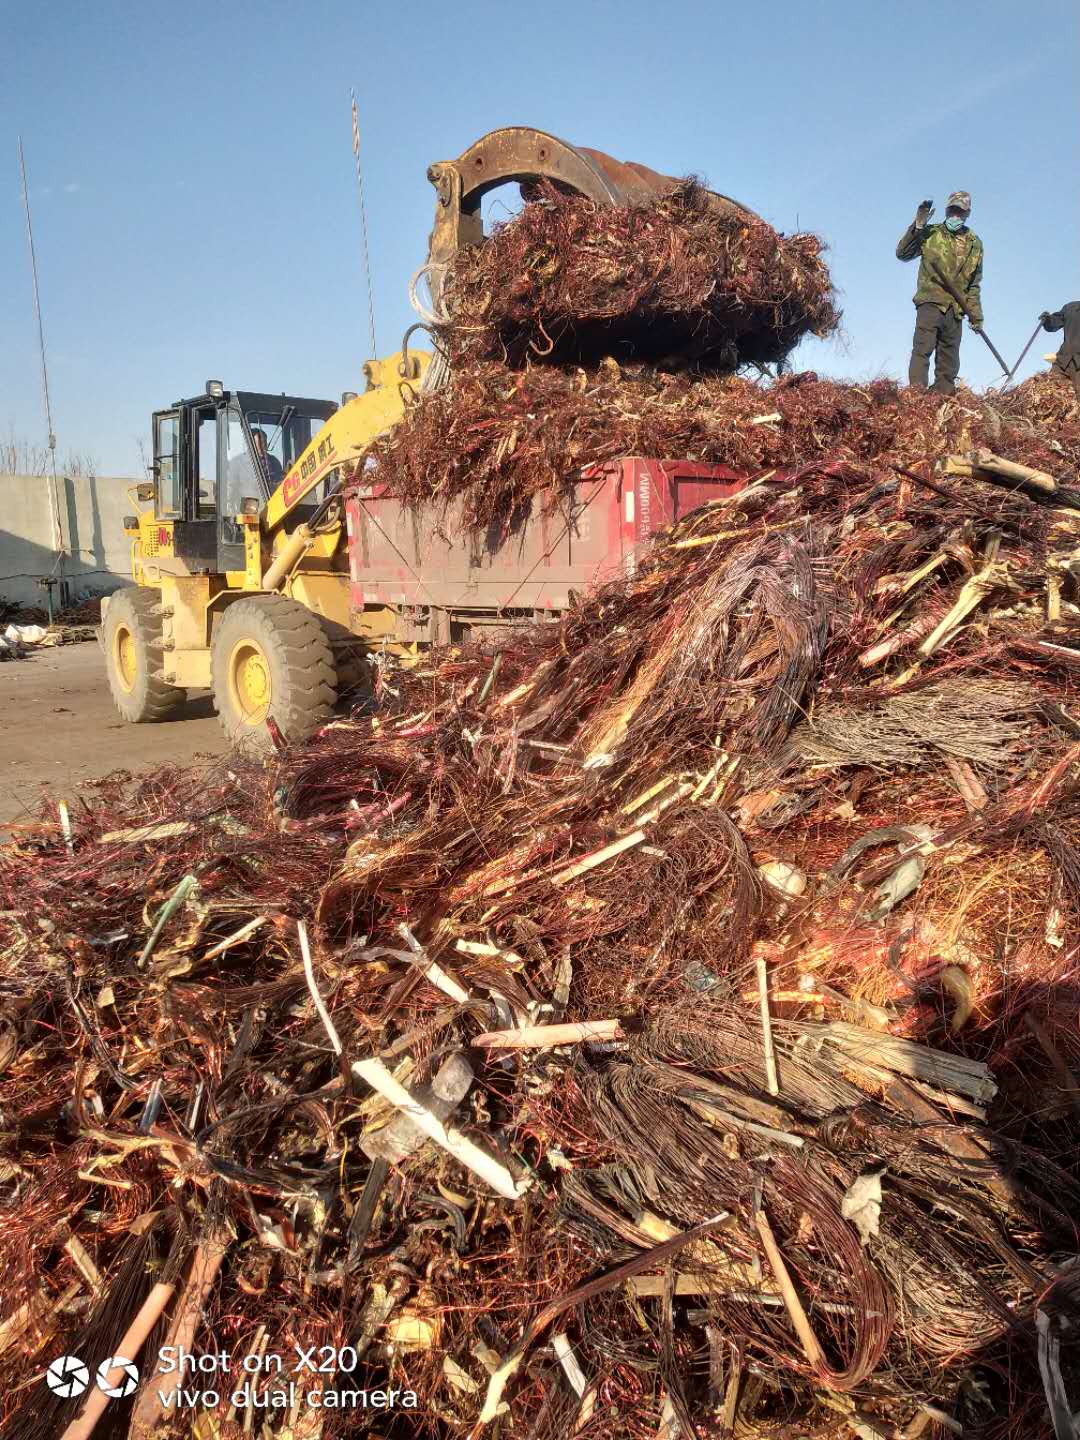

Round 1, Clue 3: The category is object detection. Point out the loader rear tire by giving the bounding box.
[211,595,337,753]
[102,586,183,722]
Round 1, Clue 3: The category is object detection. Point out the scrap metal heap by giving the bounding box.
[4,181,1080,1439]
[372,363,1074,540]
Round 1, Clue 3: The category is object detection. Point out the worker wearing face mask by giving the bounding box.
[896,191,983,395]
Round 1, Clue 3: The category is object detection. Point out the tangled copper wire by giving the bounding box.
[4,370,1080,1437]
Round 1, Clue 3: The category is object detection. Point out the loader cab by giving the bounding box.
[150,386,337,578]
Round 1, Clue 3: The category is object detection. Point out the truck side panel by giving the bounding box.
[344,458,753,639]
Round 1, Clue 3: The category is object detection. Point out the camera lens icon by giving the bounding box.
[96,1356,140,1398]
[45,1356,90,1399]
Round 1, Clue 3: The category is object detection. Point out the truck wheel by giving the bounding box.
[102,586,182,722]
[211,595,337,752]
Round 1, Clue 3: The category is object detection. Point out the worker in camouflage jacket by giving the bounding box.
[896,191,983,395]
[1040,302,1080,403]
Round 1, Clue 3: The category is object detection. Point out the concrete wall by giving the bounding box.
[0,473,138,608]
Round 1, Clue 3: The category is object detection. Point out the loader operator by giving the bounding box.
[251,428,283,489]
[1039,302,1080,403]
[896,191,983,395]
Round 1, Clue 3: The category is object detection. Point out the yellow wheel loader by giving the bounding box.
[102,359,427,751]
[102,128,752,752]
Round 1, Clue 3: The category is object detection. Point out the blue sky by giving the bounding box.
[3,0,1077,474]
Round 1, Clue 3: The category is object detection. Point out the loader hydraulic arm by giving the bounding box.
[262,350,430,537]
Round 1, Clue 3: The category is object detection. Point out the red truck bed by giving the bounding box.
[344,457,750,643]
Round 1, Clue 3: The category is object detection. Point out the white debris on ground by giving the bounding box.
[0,624,56,659]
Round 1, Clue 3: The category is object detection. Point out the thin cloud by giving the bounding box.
[63,182,80,194]
[793,48,1054,196]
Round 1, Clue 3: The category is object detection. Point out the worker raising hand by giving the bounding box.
[896,190,984,394]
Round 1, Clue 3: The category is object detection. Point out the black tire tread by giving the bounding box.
[102,587,184,722]
[210,595,338,752]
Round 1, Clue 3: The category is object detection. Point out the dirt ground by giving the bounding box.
[0,641,228,825]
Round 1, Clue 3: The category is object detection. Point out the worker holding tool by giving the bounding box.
[1040,302,1080,402]
[896,192,984,395]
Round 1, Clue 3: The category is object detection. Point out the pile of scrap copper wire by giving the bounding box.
[6,377,1080,1438]
[434,181,840,371]
[372,365,1079,540]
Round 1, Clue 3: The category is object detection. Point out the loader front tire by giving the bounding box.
[103,586,182,722]
[211,596,337,753]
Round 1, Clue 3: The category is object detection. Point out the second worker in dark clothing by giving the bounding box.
[896,191,984,395]
[1040,303,1080,403]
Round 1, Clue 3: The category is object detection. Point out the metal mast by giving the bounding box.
[350,91,378,361]
[18,136,66,595]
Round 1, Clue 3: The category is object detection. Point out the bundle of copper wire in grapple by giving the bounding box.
[435,181,839,371]
[5,186,1080,1440]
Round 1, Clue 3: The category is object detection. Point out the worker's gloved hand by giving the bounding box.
[1040,311,1051,327]
[915,199,934,227]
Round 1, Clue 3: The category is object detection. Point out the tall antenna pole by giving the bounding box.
[350,90,378,361]
[18,136,66,592]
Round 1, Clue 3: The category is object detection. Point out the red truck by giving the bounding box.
[344,457,750,647]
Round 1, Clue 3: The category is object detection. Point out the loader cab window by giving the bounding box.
[153,412,181,518]
[256,408,338,511]
[223,412,265,546]
[196,409,217,518]
[243,409,324,479]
